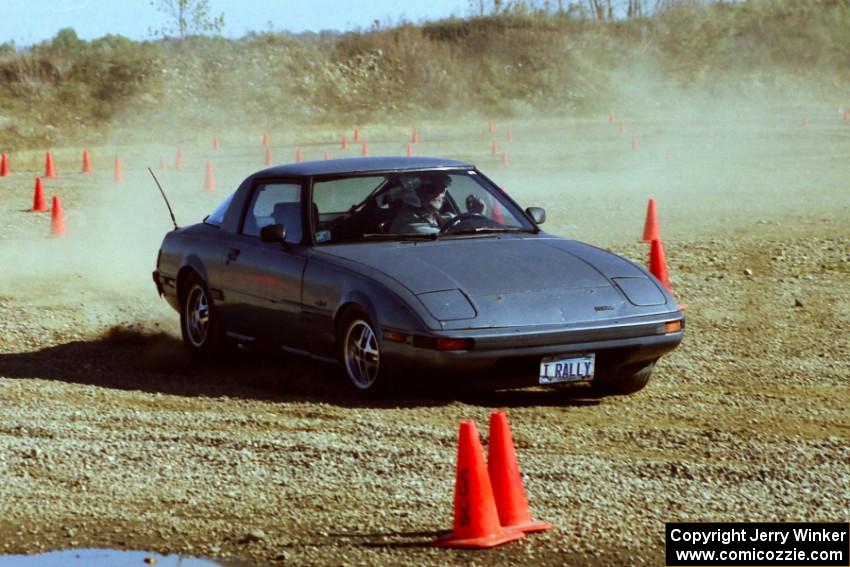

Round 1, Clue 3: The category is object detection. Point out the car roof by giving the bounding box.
[251,156,474,178]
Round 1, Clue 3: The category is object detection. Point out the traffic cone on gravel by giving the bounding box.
[501,151,510,166]
[32,177,48,212]
[341,135,349,150]
[213,135,221,149]
[406,143,413,157]
[488,412,552,533]
[1,152,8,176]
[649,239,671,290]
[433,420,524,549]
[491,139,498,156]
[641,198,660,243]
[631,134,639,150]
[50,195,66,236]
[361,142,369,157]
[204,160,216,192]
[45,151,56,178]
[114,155,124,184]
[412,129,419,144]
[263,132,270,146]
[175,147,184,170]
[353,127,360,143]
[264,147,272,166]
[488,119,495,133]
[81,149,92,173]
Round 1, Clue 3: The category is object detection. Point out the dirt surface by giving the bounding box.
[0,113,848,565]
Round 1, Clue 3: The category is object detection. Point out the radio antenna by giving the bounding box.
[148,167,178,230]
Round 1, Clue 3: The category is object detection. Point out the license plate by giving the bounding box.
[539,353,595,384]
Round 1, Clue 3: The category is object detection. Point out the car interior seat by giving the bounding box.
[272,202,303,243]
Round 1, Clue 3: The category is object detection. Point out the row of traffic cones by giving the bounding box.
[641,198,685,312]
[641,198,670,288]
[435,412,551,549]
[30,177,65,236]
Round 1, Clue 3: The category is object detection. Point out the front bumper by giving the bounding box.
[382,312,685,385]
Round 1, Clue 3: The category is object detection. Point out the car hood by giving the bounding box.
[322,237,613,295]
[321,236,669,327]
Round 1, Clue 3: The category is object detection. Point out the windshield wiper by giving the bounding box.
[441,226,532,237]
[360,232,439,241]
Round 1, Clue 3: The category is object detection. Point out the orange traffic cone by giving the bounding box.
[341,135,349,150]
[488,119,495,133]
[50,195,66,236]
[488,412,553,533]
[353,127,360,143]
[114,155,124,184]
[433,420,524,549]
[491,139,498,156]
[263,132,270,146]
[619,120,625,133]
[492,199,505,224]
[45,151,56,178]
[32,177,48,212]
[175,147,184,170]
[412,129,419,144]
[406,143,413,157]
[1,152,9,176]
[641,198,660,242]
[501,151,510,166]
[361,142,369,157]
[81,150,92,173]
[843,108,849,121]
[204,160,216,192]
[295,149,303,163]
[631,134,639,150]
[264,147,272,166]
[649,238,671,290]
[323,151,330,160]
[213,135,221,149]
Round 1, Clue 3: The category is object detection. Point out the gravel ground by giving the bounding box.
[0,116,848,566]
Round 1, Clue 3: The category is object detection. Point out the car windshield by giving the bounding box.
[311,170,534,244]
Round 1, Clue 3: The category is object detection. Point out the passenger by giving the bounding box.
[390,174,485,234]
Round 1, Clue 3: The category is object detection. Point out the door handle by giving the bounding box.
[226,248,240,263]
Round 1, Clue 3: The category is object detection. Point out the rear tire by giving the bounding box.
[338,310,394,397]
[180,273,227,360]
[590,362,655,397]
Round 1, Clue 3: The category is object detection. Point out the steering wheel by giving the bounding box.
[439,212,488,233]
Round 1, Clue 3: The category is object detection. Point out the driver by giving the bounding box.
[390,174,486,234]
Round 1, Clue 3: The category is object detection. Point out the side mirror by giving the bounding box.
[526,206,546,225]
[260,223,286,243]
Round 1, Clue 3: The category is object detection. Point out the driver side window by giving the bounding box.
[243,182,302,243]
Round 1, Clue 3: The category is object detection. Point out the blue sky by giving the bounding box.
[0,0,473,47]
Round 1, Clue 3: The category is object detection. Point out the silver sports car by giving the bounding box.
[152,157,684,395]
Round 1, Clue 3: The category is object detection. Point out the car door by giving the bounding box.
[217,179,308,349]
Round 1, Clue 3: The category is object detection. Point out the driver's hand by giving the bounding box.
[465,194,486,215]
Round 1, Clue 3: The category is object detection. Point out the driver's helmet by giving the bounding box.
[415,173,452,206]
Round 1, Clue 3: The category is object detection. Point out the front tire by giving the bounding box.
[590,362,655,397]
[339,311,393,396]
[180,273,226,359]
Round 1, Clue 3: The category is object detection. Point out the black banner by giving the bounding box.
[666,522,849,566]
